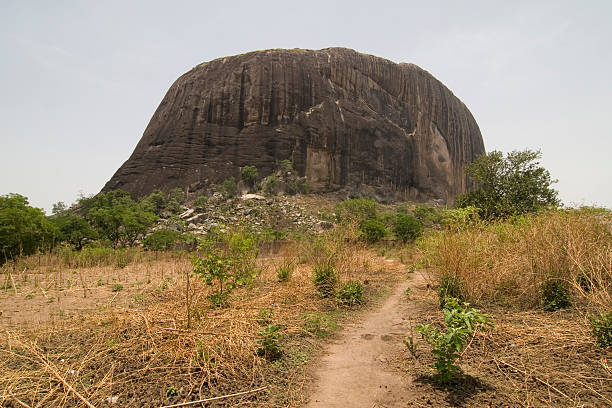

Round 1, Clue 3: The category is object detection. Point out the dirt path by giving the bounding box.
[305,271,426,408]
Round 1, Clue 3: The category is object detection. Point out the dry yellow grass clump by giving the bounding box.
[418,208,612,313]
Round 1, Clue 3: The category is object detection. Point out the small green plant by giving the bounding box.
[302,312,339,338]
[166,386,178,397]
[276,263,294,282]
[540,280,571,311]
[256,325,282,360]
[337,281,363,306]
[403,335,418,357]
[360,218,387,244]
[258,308,273,324]
[589,312,612,347]
[404,287,412,299]
[416,297,493,383]
[111,284,123,292]
[193,252,233,308]
[312,262,338,297]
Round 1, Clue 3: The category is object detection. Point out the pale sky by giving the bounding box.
[1,0,611,212]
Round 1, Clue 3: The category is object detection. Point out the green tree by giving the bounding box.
[81,191,156,247]
[141,190,167,216]
[456,149,559,219]
[241,165,259,187]
[143,229,180,251]
[0,194,57,262]
[50,214,97,250]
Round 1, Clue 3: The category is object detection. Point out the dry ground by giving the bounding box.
[1,243,611,407]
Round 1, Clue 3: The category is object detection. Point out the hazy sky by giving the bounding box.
[1,0,611,212]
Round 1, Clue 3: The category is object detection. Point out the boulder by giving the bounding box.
[103,48,485,203]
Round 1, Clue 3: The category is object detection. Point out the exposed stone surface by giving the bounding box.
[103,48,485,203]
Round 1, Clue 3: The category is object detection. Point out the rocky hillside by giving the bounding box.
[103,48,485,203]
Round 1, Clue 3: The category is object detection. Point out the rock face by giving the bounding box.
[103,48,485,202]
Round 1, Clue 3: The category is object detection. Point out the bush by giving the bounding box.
[313,262,338,297]
[335,198,377,223]
[416,297,493,383]
[360,218,387,244]
[193,195,208,211]
[143,229,180,251]
[276,263,293,282]
[220,177,237,198]
[393,213,423,242]
[540,280,571,311]
[456,149,559,219]
[256,325,282,360]
[589,312,612,348]
[441,206,480,231]
[413,206,443,227]
[241,165,259,186]
[264,175,279,196]
[337,281,364,306]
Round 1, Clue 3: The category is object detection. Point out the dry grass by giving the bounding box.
[0,230,404,407]
[404,278,612,408]
[418,209,612,313]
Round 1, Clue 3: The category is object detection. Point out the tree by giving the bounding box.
[0,194,57,262]
[456,149,559,219]
[50,214,97,250]
[81,191,156,247]
[241,165,259,187]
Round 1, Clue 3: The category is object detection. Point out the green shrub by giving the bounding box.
[264,175,280,196]
[393,213,423,242]
[441,206,480,231]
[220,177,237,198]
[360,218,387,244]
[241,165,259,186]
[193,195,208,211]
[335,198,377,223]
[337,281,364,306]
[416,297,493,383]
[143,229,180,251]
[276,263,293,282]
[280,159,293,173]
[589,312,612,347]
[540,280,571,311]
[313,262,338,297]
[413,206,443,227]
[256,325,282,360]
[112,284,123,292]
[193,252,233,308]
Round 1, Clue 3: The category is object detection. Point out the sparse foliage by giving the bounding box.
[416,297,493,383]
